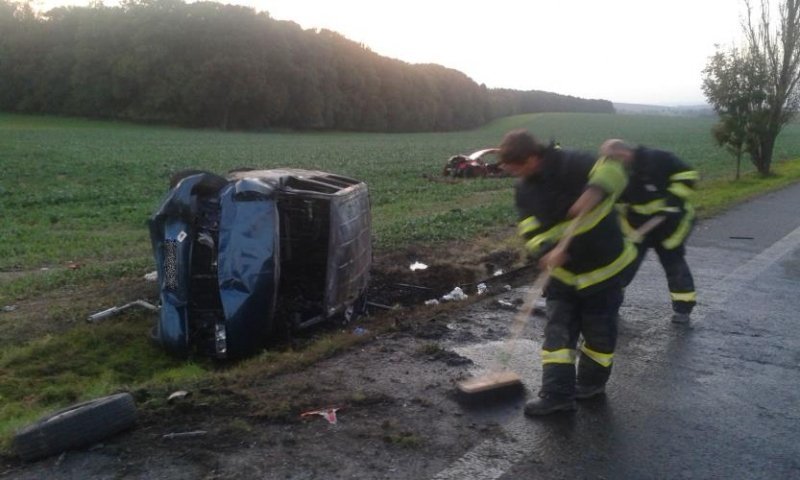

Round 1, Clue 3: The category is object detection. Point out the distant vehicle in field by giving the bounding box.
[148,168,372,360]
[442,148,506,178]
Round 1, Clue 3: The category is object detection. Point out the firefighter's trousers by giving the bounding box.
[540,282,623,399]
[624,234,696,315]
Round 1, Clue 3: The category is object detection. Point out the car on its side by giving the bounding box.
[148,168,372,359]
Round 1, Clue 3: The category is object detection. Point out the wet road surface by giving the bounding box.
[434,184,800,479]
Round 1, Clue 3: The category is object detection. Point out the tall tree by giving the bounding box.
[703,0,800,175]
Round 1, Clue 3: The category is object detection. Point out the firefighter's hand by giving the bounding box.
[539,246,568,270]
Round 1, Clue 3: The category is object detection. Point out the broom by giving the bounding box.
[456,214,665,396]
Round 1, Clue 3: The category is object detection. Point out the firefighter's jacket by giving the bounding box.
[515,147,635,295]
[619,147,699,250]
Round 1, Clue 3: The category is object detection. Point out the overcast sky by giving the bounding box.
[33,0,750,106]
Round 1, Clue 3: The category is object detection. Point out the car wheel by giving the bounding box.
[13,393,137,462]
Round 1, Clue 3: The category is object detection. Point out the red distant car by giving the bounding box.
[442,148,505,178]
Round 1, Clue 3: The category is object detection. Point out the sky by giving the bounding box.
[31,0,750,106]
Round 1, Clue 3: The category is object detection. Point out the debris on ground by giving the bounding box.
[1,305,17,313]
[476,283,488,295]
[353,327,368,336]
[410,261,429,271]
[441,287,468,302]
[424,299,440,306]
[144,271,158,281]
[167,391,191,403]
[162,431,207,440]
[496,300,516,310]
[87,300,160,322]
[301,407,342,425]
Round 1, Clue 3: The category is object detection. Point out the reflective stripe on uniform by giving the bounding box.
[579,343,614,367]
[518,216,541,236]
[668,182,694,199]
[551,240,637,290]
[669,170,700,182]
[619,214,641,243]
[541,348,577,365]
[524,195,616,255]
[631,198,667,215]
[662,203,695,250]
[670,291,697,302]
[589,156,628,197]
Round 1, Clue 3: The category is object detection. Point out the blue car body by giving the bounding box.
[148,169,371,359]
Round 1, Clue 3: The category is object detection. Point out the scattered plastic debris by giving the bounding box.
[144,271,158,282]
[353,326,368,336]
[167,391,190,402]
[301,407,341,425]
[476,283,487,295]
[87,300,160,322]
[162,431,207,440]
[66,261,81,270]
[441,287,468,302]
[424,299,440,306]
[409,261,428,271]
[493,269,504,276]
[1,305,17,313]
[497,300,516,310]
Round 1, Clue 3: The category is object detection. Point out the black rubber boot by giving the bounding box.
[523,394,577,417]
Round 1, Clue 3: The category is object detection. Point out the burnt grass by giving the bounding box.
[1,238,540,479]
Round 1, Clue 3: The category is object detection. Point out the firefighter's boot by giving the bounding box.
[524,394,577,417]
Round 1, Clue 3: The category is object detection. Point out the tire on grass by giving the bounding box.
[13,392,137,462]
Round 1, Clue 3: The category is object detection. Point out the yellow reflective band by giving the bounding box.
[589,156,628,197]
[551,240,637,290]
[580,344,614,367]
[631,198,667,215]
[619,214,642,243]
[541,348,577,365]
[668,182,694,199]
[669,170,700,182]
[518,216,541,236]
[670,291,697,302]
[525,224,565,255]
[662,203,695,250]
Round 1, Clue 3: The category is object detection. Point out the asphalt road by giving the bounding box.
[435,183,800,479]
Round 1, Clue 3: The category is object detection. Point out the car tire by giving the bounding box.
[13,393,137,462]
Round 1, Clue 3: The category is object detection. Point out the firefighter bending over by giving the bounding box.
[497,130,635,416]
[600,139,699,324]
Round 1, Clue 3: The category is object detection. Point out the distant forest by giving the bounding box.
[0,0,614,132]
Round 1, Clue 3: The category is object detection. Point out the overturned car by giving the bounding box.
[442,148,506,178]
[148,168,372,359]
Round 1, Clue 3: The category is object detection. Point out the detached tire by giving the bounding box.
[13,393,137,462]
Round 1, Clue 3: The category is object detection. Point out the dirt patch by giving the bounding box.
[0,229,541,479]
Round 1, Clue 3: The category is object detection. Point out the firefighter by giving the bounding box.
[599,139,699,324]
[497,130,635,416]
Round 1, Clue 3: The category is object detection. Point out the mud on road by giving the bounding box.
[1,239,548,480]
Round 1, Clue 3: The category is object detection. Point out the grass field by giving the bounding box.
[3,111,800,450]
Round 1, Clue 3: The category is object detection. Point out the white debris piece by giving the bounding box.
[476,283,488,295]
[503,284,512,291]
[409,261,428,271]
[424,299,440,306]
[493,269,504,276]
[144,271,158,282]
[441,287,468,302]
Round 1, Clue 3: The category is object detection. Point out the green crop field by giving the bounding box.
[3,111,800,448]
[4,112,800,281]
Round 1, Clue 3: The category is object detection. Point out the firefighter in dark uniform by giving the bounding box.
[497,130,636,416]
[600,139,699,324]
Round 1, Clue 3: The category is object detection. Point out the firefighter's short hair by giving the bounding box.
[498,129,545,165]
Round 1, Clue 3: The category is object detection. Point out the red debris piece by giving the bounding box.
[300,407,342,425]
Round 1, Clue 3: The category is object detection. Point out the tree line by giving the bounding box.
[0,0,614,132]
